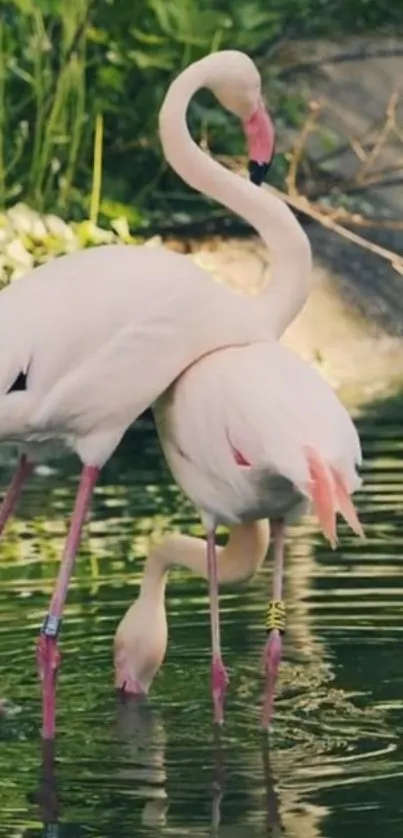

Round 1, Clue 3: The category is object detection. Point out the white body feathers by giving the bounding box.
[154,341,362,526]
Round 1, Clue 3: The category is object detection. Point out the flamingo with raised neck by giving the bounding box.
[0,50,291,739]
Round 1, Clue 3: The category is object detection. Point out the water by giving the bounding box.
[0,402,403,838]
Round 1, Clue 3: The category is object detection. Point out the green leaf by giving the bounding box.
[128,49,175,70]
[131,27,167,45]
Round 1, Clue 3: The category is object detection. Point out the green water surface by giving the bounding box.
[0,404,402,837]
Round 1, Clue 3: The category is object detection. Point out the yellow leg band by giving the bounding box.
[265,599,286,634]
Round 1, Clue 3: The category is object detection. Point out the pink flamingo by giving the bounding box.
[115,338,364,729]
[0,50,283,739]
[114,521,269,693]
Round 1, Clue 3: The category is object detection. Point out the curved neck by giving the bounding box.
[140,520,269,601]
[159,55,312,337]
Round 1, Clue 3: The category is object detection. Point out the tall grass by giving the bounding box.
[0,0,399,222]
[1,0,90,213]
[0,0,287,218]
[0,22,6,208]
[90,113,103,225]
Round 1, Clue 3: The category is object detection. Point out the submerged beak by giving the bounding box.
[244,99,275,186]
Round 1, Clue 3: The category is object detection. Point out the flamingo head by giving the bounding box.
[208,51,275,186]
[113,594,168,697]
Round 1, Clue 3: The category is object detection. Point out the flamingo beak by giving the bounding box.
[248,159,272,186]
[244,99,275,186]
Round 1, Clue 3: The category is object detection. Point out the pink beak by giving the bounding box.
[244,99,275,186]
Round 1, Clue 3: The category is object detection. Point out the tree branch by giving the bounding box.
[270,185,403,274]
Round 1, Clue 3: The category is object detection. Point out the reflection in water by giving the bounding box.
[1,401,403,836]
[28,741,60,837]
[211,726,225,834]
[116,695,169,827]
[114,701,292,838]
[28,696,288,838]
[261,736,284,836]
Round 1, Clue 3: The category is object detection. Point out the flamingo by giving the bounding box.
[0,49,303,740]
[114,521,269,694]
[155,342,364,727]
[116,340,364,729]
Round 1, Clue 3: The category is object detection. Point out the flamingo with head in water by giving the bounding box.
[115,322,364,727]
[114,521,270,697]
[0,50,284,739]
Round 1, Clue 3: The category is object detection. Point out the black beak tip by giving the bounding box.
[248,160,272,186]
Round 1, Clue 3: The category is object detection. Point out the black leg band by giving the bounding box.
[40,615,61,639]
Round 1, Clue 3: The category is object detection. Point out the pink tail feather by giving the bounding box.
[306,448,337,549]
[331,467,365,539]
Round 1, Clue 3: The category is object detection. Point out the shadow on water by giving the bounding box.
[0,393,403,836]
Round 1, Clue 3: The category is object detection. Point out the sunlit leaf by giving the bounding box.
[128,49,175,70]
[131,27,167,45]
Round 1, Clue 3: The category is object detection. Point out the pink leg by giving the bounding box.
[261,519,286,730]
[0,454,33,537]
[36,464,99,740]
[206,530,229,725]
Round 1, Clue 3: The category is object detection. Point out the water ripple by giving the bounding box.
[0,418,403,836]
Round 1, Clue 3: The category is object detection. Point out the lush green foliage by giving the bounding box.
[0,0,401,227]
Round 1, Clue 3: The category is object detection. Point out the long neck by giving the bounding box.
[159,55,312,337]
[139,520,269,602]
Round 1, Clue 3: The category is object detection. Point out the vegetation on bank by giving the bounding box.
[0,0,401,285]
[1,0,401,220]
